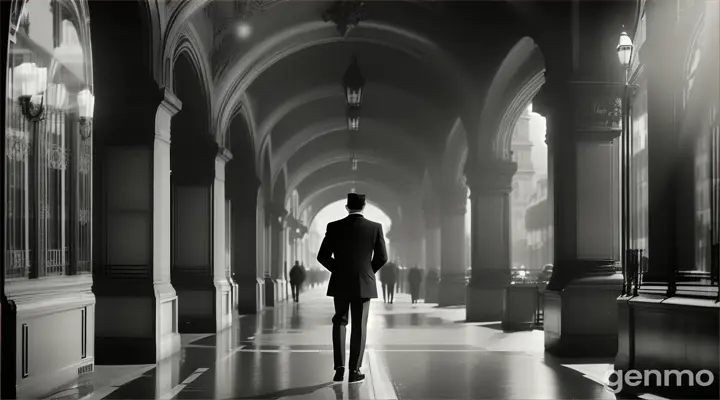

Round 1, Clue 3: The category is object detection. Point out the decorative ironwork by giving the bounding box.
[46,143,68,170]
[79,117,92,139]
[322,0,366,37]
[6,133,30,161]
[79,147,92,174]
[6,250,30,278]
[18,95,45,122]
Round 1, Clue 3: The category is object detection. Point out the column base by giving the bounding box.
[237,277,265,314]
[229,277,239,314]
[174,276,219,334]
[95,279,180,365]
[613,295,719,399]
[438,274,466,306]
[214,278,233,332]
[544,272,622,357]
[424,280,439,303]
[501,284,541,330]
[275,278,287,303]
[465,270,511,322]
[265,277,277,307]
[5,276,97,400]
[466,286,504,322]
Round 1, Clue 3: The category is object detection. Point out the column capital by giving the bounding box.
[465,159,517,195]
[438,183,468,215]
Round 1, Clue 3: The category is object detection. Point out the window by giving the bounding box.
[5,0,94,279]
[630,80,649,258]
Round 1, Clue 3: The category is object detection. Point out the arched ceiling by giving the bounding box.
[296,162,419,205]
[286,148,419,197]
[301,181,404,226]
[164,0,541,210]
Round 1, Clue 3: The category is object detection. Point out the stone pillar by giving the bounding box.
[94,88,181,364]
[438,184,469,306]
[171,133,220,333]
[424,212,441,303]
[466,159,516,322]
[541,79,624,356]
[266,207,287,307]
[212,150,233,331]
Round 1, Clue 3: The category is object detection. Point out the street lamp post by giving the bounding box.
[617,30,640,296]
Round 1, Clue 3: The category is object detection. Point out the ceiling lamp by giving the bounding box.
[343,57,364,107]
[322,0,366,37]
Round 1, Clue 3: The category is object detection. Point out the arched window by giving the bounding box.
[5,0,94,279]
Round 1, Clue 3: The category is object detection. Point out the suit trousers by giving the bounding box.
[332,297,370,371]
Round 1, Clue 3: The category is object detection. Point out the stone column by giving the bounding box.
[212,150,233,331]
[438,184,469,306]
[424,212,441,303]
[94,88,181,364]
[466,159,516,322]
[538,79,623,356]
[171,134,220,333]
[266,207,287,307]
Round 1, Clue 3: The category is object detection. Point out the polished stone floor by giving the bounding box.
[50,285,619,400]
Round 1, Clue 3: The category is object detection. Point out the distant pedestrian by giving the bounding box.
[408,266,422,304]
[289,261,305,302]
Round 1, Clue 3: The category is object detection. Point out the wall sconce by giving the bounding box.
[77,88,95,140]
[15,62,47,122]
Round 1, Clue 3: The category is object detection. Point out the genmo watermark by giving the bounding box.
[602,369,715,393]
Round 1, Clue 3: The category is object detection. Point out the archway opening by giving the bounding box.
[308,199,393,270]
[509,103,550,280]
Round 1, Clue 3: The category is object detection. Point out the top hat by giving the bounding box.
[347,193,366,210]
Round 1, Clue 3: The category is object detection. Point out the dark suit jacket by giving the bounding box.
[317,214,388,298]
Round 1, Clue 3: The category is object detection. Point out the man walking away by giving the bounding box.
[408,266,423,304]
[317,193,388,384]
[289,261,304,302]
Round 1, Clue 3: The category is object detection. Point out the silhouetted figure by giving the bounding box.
[408,266,423,304]
[289,261,306,302]
[317,193,388,384]
[380,261,398,304]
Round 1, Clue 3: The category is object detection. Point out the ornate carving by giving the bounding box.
[46,144,68,170]
[79,144,92,174]
[571,83,623,131]
[6,132,30,161]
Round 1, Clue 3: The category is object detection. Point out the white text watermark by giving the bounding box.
[603,369,715,393]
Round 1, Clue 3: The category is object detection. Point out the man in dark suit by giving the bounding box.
[317,193,388,384]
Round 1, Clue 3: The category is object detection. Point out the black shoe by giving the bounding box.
[349,370,365,384]
[333,367,345,383]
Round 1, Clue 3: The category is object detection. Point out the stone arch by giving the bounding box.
[167,24,214,138]
[273,168,287,206]
[270,118,427,187]
[215,20,473,139]
[301,181,403,226]
[286,150,419,197]
[261,146,273,202]
[257,83,445,166]
[475,36,546,160]
[441,118,469,183]
[138,0,162,84]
